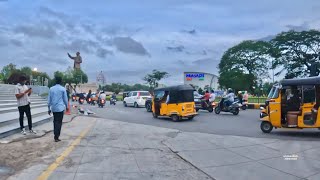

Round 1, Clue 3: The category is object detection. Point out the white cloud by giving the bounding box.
[1,0,320,84]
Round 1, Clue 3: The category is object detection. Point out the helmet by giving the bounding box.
[228,88,233,93]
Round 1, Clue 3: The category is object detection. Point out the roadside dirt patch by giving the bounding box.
[0,132,66,180]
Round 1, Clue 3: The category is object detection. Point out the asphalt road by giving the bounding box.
[76,101,320,141]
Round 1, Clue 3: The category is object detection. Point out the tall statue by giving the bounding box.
[67,52,82,70]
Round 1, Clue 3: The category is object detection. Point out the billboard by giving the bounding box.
[185,73,205,81]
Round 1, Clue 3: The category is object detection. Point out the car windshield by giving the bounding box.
[139,92,150,96]
[268,87,279,99]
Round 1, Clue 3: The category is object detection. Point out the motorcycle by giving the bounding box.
[196,99,215,113]
[110,98,117,105]
[214,98,241,115]
[234,98,247,110]
[241,100,248,110]
[87,98,95,106]
[98,99,106,108]
[72,95,77,102]
[79,98,85,104]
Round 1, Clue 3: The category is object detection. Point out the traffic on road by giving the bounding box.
[71,80,320,141]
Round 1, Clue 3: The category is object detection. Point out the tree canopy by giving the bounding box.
[218,40,272,92]
[143,69,169,90]
[272,30,320,78]
[0,63,50,85]
[52,67,88,91]
[101,83,150,94]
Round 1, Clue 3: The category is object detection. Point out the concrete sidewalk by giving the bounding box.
[4,117,320,180]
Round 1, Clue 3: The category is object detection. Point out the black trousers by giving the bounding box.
[53,111,64,139]
[18,104,32,130]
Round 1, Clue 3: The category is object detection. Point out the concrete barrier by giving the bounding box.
[29,85,49,96]
[247,103,265,109]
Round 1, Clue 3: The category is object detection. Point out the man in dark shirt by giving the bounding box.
[287,88,300,111]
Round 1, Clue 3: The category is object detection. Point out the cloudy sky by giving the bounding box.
[1,0,320,85]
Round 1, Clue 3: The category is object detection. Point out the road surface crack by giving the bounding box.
[161,139,215,180]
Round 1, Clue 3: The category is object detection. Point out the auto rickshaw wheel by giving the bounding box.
[152,112,158,118]
[208,107,213,113]
[196,108,199,112]
[188,116,194,120]
[241,105,247,110]
[124,102,127,107]
[214,106,221,114]
[171,115,180,122]
[261,121,273,133]
[134,102,139,108]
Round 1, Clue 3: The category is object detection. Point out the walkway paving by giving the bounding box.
[4,116,320,180]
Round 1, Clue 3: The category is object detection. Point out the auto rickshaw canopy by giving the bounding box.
[154,85,195,104]
[281,77,320,86]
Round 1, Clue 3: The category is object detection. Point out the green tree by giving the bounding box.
[219,70,254,93]
[143,69,169,90]
[1,63,17,83]
[63,67,88,92]
[218,40,272,93]
[20,66,32,76]
[272,30,320,78]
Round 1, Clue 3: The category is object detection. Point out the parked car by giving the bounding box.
[123,91,151,108]
[145,97,152,112]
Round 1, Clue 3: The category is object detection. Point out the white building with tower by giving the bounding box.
[96,71,106,87]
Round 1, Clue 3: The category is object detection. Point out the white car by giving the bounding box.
[123,91,151,108]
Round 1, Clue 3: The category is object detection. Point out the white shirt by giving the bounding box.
[99,93,106,100]
[15,83,30,107]
[227,93,235,102]
[209,93,215,102]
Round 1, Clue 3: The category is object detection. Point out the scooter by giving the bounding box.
[241,100,248,110]
[87,98,95,106]
[98,99,106,108]
[72,95,77,102]
[110,98,117,105]
[79,98,85,105]
[214,98,241,115]
[196,99,215,113]
[234,98,247,110]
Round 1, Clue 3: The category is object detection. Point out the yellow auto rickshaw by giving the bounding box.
[152,85,197,121]
[260,77,320,133]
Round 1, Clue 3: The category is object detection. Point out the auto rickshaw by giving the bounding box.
[260,77,320,133]
[152,85,197,121]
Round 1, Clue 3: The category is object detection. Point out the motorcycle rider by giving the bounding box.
[201,90,211,107]
[86,90,92,103]
[99,91,106,104]
[224,88,235,108]
[209,90,216,103]
[110,93,117,104]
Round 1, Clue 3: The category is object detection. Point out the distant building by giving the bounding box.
[183,72,219,90]
[96,71,106,86]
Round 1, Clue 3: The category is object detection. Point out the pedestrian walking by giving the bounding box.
[48,76,68,142]
[15,75,36,135]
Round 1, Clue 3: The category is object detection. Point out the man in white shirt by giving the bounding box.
[209,90,216,103]
[15,75,36,135]
[100,91,107,101]
[225,88,235,107]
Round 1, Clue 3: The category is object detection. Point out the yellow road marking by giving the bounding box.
[37,126,91,180]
